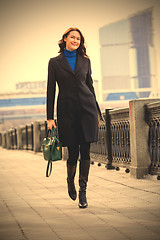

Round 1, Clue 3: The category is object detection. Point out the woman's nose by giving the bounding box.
[73,38,78,42]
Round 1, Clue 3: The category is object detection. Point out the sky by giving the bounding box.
[0,0,160,92]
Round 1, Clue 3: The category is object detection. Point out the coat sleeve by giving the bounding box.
[86,59,104,121]
[47,58,56,120]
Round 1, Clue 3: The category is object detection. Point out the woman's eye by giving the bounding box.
[70,36,80,41]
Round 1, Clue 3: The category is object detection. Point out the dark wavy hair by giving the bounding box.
[58,27,88,57]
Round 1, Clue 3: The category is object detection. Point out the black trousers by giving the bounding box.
[67,143,90,166]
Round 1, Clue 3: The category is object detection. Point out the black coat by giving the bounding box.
[47,52,102,147]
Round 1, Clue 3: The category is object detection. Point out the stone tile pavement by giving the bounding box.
[0,147,160,240]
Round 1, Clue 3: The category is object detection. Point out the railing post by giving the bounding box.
[17,126,23,149]
[11,129,13,149]
[15,128,18,149]
[105,109,113,169]
[129,98,160,178]
[6,130,11,149]
[33,121,41,152]
[0,133,2,146]
[31,123,34,151]
[26,125,28,150]
[2,132,7,148]
[62,147,68,161]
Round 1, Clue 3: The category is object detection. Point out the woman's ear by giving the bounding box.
[64,36,66,42]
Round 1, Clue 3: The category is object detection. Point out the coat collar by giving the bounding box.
[57,52,85,75]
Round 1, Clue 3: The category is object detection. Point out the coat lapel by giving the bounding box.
[74,54,85,74]
[57,53,85,75]
[57,53,73,74]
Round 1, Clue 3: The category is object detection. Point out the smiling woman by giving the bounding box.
[58,27,88,57]
[46,27,103,209]
[64,31,81,51]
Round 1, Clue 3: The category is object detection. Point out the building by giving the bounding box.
[16,81,46,91]
[99,8,157,106]
[0,81,47,131]
[0,79,99,131]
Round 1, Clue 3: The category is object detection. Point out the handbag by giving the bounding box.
[42,127,62,177]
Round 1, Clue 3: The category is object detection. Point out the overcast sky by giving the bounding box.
[0,0,159,92]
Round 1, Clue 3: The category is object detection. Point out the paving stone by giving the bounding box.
[0,147,160,240]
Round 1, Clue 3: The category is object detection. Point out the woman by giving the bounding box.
[47,27,103,208]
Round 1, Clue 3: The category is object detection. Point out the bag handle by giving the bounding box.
[46,127,58,138]
[46,129,51,138]
[46,160,52,177]
[52,127,58,137]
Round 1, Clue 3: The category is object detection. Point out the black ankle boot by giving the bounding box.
[79,179,88,208]
[78,160,90,208]
[67,163,77,201]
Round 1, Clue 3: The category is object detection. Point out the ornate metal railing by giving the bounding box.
[109,108,131,166]
[90,108,131,167]
[90,122,107,163]
[2,100,160,178]
[145,101,160,175]
[1,108,131,168]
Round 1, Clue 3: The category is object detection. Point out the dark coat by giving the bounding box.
[47,52,102,147]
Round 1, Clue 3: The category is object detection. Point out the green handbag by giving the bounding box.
[42,127,62,177]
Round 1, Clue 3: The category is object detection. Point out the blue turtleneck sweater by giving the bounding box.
[64,48,76,72]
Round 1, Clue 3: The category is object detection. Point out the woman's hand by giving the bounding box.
[47,119,56,130]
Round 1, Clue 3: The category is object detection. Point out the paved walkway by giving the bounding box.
[0,147,160,240]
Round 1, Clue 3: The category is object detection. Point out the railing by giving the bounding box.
[18,124,34,150]
[40,121,47,151]
[26,124,34,151]
[0,133,2,146]
[10,128,17,149]
[1,99,160,178]
[90,121,107,163]
[1,132,7,148]
[145,101,160,175]
[90,108,131,168]
[110,108,131,166]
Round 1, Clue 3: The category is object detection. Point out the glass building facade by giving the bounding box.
[99,8,154,101]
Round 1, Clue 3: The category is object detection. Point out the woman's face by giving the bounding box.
[64,31,81,51]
